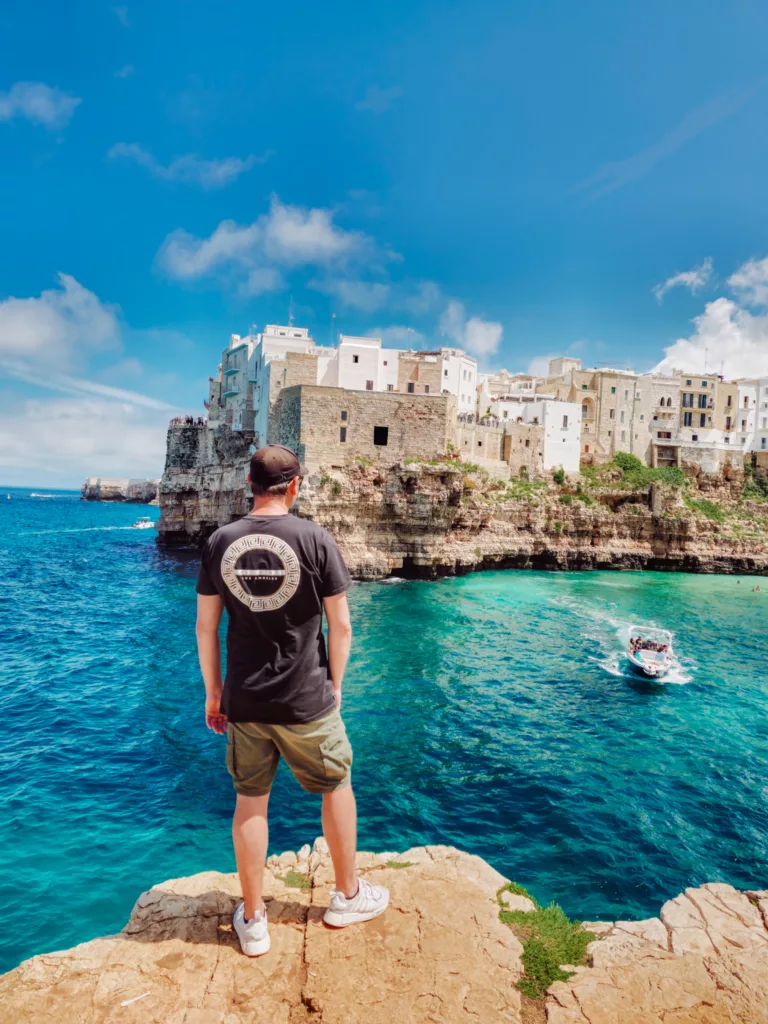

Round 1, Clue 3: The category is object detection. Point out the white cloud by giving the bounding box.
[400,280,441,316]
[727,257,768,307]
[157,196,391,288]
[440,300,503,360]
[108,143,270,189]
[114,64,135,79]
[0,81,81,130]
[368,325,425,348]
[0,396,169,485]
[573,85,758,201]
[653,257,713,302]
[240,267,285,296]
[654,296,768,378]
[0,273,119,368]
[310,278,390,312]
[355,86,403,115]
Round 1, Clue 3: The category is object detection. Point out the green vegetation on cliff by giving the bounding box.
[497,882,597,1001]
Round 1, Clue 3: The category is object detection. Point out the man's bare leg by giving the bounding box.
[233,793,270,919]
[322,785,358,898]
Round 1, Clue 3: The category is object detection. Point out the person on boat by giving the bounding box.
[195,445,388,958]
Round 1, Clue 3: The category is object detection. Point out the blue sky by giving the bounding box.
[2,0,768,484]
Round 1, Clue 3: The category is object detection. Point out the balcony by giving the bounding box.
[222,388,240,399]
[223,367,240,376]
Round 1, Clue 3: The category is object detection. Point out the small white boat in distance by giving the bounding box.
[627,626,673,679]
[132,516,155,530]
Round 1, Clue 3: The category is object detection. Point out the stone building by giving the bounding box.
[502,421,544,476]
[398,351,443,397]
[270,385,458,467]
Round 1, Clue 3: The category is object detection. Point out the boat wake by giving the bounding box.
[553,597,692,684]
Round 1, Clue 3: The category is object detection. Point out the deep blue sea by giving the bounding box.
[1,487,767,972]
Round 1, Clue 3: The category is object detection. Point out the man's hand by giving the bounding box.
[334,688,342,711]
[205,691,228,735]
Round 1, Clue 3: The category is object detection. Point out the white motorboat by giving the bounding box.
[627,626,673,679]
[132,516,155,530]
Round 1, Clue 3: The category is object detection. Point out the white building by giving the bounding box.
[212,324,479,438]
[440,348,478,415]
[738,377,768,452]
[488,394,582,472]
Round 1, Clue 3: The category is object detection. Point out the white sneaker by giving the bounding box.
[233,901,271,956]
[323,878,390,928]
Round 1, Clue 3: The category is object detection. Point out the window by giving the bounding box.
[525,439,530,448]
[373,426,388,446]
[611,386,616,394]
[620,410,625,423]
[387,384,394,392]
[698,394,708,409]
[726,416,732,430]
[744,396,749,408]
[365,380,374,391]
[699,413,706,427]
[692,433,698,441]
[585,444,590,453]
[444,369,448,377]
[562,415,568,428]
[742,420,747,430]
[683,411,693,426]
[621,431,626,442]
[424,384,430,393]
[582,403,588,417]
[724,436,730,444]
[294,332,301,338]
[353,354,359,363]
[667,397,673,407]
[624,390,629,401]
[727,395,732,407]
[582,383,588,390]
[658,431,672,439]
[383,360,388,366]
[686,379,692,386]
[608,430,612,437]
[477,440,483,448]
[339,427,347,442]
[407,382,415,394]
[682,393,693,408]
[341,410,348,421]
[640,414,644,422]
[609,408,615,419]
[659,398,666,407]
[701,381,707,388]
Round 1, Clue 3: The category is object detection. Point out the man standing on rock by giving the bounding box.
[195,444,389,956]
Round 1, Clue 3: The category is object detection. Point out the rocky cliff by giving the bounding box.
[157,425,768,577]
[2,842,767,1023]
[82,477,159,503]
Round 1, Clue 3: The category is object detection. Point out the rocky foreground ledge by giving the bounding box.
[2,843,767,1023]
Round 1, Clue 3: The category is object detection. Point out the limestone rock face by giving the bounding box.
[81,477,159,502]
[0,845,523,1024]
[549,882,768,1023]
[157,436,768,577]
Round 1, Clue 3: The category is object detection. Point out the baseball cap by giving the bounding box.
[249,444,307,487]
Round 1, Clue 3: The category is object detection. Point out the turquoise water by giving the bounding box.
[1,488,767,972]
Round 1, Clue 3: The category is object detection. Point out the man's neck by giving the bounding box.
[248,499,291,518]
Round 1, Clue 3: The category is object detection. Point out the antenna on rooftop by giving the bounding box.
[331,312,337,347]
[288,295,294,327]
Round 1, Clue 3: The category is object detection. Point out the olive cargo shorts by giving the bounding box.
[226,709,353,796]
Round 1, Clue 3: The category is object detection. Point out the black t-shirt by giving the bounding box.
[196,513,351,724]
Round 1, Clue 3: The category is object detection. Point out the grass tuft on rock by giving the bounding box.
[385,860,415,869]
[497,883,598,1002]
[279,869,311,891]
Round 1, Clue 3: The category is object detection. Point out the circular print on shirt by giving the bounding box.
[220,534,301,612]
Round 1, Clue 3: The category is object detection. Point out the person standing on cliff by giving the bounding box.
[195,444,389,956]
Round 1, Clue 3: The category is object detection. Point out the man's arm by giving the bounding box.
[196,593,227,734]
[324,592,352,710]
